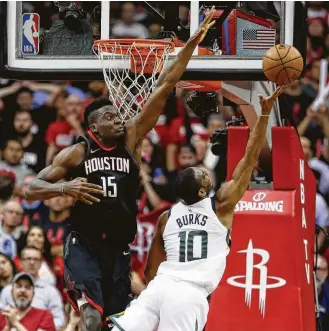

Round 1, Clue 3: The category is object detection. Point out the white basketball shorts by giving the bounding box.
[111,274,209,331]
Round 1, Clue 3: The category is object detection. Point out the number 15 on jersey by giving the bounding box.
[101,176,117,197]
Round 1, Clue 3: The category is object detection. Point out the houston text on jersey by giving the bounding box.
[84,157,130,175]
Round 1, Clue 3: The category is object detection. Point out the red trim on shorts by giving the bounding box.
[82,291,104,315]
[66,293,79,313]
[87,130,116,152]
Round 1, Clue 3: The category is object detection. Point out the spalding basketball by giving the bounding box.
[262,44,304,85]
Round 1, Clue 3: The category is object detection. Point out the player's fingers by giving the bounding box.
[81,192,101,204]
[258,95,264,101]
[202,6,215,25]
[82,187,104,195]
[208,20,216,29]
[79,196,93,205]
[78,177,87,183]
[270,86,283,100]
[83,182,104,191]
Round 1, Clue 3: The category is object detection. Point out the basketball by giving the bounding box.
[262,44,304,85]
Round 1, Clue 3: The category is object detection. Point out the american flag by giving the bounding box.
[242,29,276,49]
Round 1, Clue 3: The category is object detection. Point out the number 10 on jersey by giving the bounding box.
[179,230,208,262]
[101,176,117,197]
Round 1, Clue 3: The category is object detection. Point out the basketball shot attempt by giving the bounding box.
[25,9,217,331]
[110,86,285,331]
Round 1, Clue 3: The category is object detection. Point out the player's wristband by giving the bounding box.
[260,113,270,117]
[61,182,67,196]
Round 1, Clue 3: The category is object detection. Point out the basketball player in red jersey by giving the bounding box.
[25,9,217,331]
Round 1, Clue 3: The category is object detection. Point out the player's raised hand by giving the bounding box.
[259,85,285,115]
[63,177,104,205]
[191,6,216,45]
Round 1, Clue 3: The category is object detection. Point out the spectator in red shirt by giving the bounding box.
[45,95,84,165]
[0,272,55,331]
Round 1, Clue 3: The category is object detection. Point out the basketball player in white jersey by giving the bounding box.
[111,86,285,331]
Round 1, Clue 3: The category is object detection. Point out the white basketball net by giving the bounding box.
[94,40,172,122]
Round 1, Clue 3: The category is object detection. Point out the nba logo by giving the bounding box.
[22,13,40,55]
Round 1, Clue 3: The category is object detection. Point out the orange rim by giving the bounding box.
[93,39,175,55]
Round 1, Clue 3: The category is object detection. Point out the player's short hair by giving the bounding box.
[175,167,202,205]
[84,97,113,127]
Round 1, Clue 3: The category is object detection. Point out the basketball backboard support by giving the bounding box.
[0,1,307,81]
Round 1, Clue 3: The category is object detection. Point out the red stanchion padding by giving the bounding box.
[226,126,249,181]
[207,127,316,331]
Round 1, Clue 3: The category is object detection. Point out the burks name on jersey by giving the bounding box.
[84,157,130,175]
[176,213,208,228]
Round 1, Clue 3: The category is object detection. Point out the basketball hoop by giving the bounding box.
[93,39,174,122]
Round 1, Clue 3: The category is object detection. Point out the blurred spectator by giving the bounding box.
[0,170,16,209]
[297,105,329,149]
[207,114,225,137]
[0,273,55,331]
[139,166,169,213]
[141,137,165,183]
[44,196,69,250]
[0,253,16,293]
[0,247,65,329]
[12,110,46,173]
[304,59,320,99]
[0,83,58,140]
[0,139,34,190]
[20,175,50,232]
[167,144,198,182]
[308,2,329,21]
[148,22,162,39]
[83,81,107,109]
[316,193,329,249]
[192,136,208,163]
[316,255,329,329]
[16,226,56,288]
[112,2,149,39]
[45,95,84,165]
[301,136,329,201]
[0,200,23,260]
[279,80,314,124]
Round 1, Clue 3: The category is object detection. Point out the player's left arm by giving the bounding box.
[214,86,284,228]
[125,9,216,151]
[144,211,168,284]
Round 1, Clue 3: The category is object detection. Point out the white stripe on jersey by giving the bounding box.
[157,197,230,295]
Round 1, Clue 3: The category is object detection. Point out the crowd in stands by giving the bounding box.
[0,1,329,330]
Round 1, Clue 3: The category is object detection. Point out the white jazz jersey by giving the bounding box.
[157,197,230,295]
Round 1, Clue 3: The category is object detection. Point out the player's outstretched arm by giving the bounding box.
[144,211,168,284]
[26,144,104,204]
[126,8,216,147]
[214,86,284,227]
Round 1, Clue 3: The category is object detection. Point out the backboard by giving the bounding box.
[0,1,307,81]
